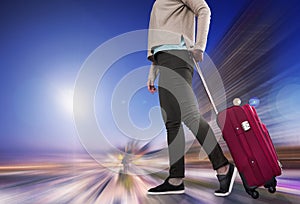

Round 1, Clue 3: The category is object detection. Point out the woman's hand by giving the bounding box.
[147,63,159,94]
[191,49,204,62]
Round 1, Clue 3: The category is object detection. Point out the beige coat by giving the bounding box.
[147,0,211,62]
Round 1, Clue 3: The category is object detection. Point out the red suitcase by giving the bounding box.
[217,105,282,198]
[193,59,282,199]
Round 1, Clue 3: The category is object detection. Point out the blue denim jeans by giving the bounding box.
[155,50,229,178]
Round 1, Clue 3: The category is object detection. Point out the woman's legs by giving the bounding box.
[156,50,229,178]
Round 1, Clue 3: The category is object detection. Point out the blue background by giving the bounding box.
[0,0,299,154]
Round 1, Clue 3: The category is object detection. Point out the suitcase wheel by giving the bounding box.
[268,186,276,193]
[264,177,277,194]
[240,173,260,199]
[247,189,259,199]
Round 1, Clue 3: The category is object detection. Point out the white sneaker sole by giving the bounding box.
[147,190,185,195]
[214,166,238,197]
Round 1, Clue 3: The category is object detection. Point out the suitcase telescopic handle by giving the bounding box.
[192,57,219,115]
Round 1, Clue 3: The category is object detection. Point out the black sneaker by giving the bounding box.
[214,163,237,197]
[147,178,185,195]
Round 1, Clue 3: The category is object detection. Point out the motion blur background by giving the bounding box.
[0,0,299,203]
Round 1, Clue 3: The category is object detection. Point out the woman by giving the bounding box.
[146,0,237,197]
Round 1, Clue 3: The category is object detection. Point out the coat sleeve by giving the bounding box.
[181,0,211,52]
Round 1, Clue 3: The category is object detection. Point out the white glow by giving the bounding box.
[57,87,74,115]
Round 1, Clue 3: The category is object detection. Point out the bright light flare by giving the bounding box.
[56,87,74,115]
